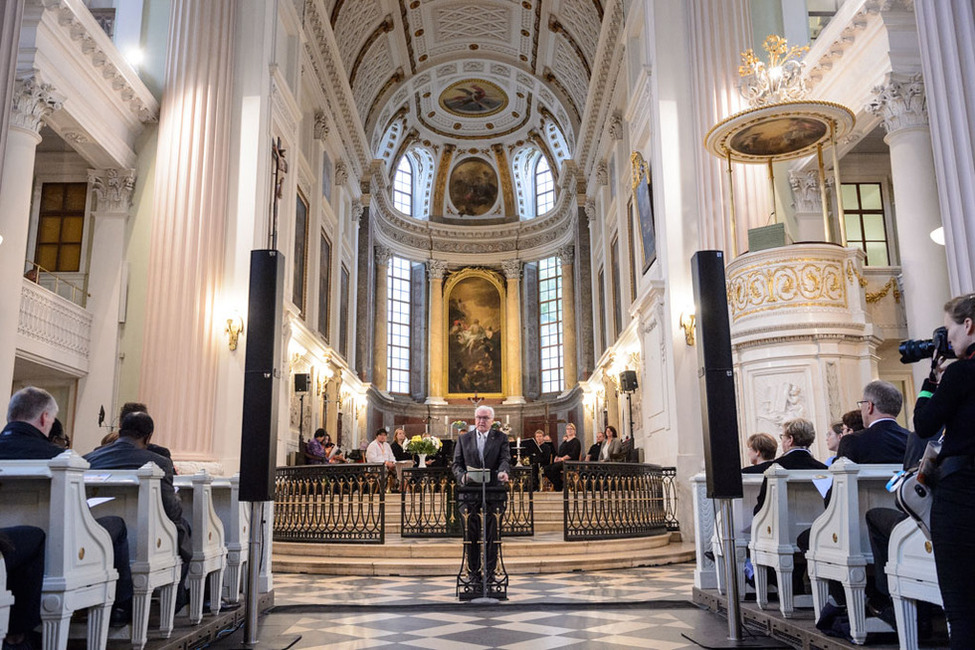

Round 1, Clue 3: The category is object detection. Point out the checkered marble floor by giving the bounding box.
[271,563,695,607]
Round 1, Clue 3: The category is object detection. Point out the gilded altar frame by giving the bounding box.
[442,267,507,399]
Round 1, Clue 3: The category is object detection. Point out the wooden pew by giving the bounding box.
[210,475,249,603]
[0,451,116,650]
[0,549,12,640]
[173,472,226,624]
[85,463,181,649]
[886,517,942,650]
[804,460,900,644]
[749,465,829,617]
[711,474,765,597]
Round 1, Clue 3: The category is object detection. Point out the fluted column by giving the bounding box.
[558,246,578,391]
[915,0,975,293]
[867,73,951,390]
[501,260,525,404]
[0,75,62,396]
[74,169,136,451]
[0,0,24,176]
[372,245,390,391]
[140,0,236,458]
[425,259,448,404]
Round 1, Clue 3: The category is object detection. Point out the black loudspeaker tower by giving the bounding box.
[239,250,285,502]
[294,373,310,393]
[691,250,743,499]
[619,370,638,392]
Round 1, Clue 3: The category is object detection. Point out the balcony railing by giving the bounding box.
[18,277,92,373]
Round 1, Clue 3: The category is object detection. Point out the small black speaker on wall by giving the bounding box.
[691,250,743,500]
[294,373,310,393]
[619,370,638,392]
[240,249,285,503]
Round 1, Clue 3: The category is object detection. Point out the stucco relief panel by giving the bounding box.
[746,367,814,440]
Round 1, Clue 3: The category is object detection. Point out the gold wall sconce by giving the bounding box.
[225,313,244,351]
[679,311,696,346]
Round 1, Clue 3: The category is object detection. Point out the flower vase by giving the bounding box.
[418,453,427,467]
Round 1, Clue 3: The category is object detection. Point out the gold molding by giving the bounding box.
[727,259,847,320]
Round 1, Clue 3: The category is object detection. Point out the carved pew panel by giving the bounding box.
[174,472,226,624]
[711,474,764,597]
[749,465,829,618]
[0,451,116,650]
[805,460,900,645]
[211,475,249,603]
[0,549,12,640]
[886,518,942,650]
[85,463,181,649]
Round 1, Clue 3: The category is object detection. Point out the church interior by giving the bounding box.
[1,0,974,647]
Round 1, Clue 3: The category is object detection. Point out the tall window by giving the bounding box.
[393,156,412,215]
[538,256,564,394]
[293,191,309,314]
[535,155,555,215]
[387,256,412,394]
[34,182,87,272]
[842,182,890,266]
[318,232,331,340]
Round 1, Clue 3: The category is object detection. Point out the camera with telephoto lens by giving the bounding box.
[898,326,955,364]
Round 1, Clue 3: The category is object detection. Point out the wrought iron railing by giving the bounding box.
[273,464,385,543]
[563,462,676,541]
[400,466,534,538]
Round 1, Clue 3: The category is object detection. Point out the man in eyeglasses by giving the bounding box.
[838,380,910,465]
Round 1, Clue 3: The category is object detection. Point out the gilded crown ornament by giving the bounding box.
[738,35,809,107]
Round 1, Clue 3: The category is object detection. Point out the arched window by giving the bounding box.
[535,155,555,215]
[393,156,413,216]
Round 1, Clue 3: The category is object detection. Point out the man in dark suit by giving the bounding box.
[0,387,134,629]
[84,411,193,614]
[586,428,605,461]
[836,380,909,464]
[452,405,510,585]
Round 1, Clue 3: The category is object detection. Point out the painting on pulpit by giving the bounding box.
[444,269,505,397]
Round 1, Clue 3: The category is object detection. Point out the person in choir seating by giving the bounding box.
[544,423,582,492]
[586,428,605,461]
[84,411,197,617]
[514,430,543,491]
[1,526,45,650]
[306,428,327,464]
[841,409,865,436]
[538,430,554,466]
[324,441,345,463]
[391,428,411,462]
[601,425,622,461]
[0,387,136,629]
[836,380,910,465]
[744,432,778,467]
[366,428,397,471]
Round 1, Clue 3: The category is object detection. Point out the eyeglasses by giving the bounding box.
[856,400,871,408]
[474,416,491,421]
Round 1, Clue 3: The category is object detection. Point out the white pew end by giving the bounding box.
[0,451,116,650]
[886,517,942,650]
[711,474,764,597]
[210,475,249,603]
[0,549,12,640]
[85,462,181,649]
[173,472,226,624]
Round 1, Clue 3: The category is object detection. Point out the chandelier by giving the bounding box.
[738,35,809,107]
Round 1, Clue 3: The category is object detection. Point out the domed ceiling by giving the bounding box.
[324,0,605,157]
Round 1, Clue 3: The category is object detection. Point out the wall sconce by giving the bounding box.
[679,311,696,346]
[225,313,244,351]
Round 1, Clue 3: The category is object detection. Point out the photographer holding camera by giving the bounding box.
[913,294,975,648]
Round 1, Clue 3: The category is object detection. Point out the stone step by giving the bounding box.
[273,536,695,576]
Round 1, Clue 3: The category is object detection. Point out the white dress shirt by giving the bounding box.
[366,439,396,463]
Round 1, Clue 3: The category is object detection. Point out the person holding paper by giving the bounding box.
[452,404,510,582]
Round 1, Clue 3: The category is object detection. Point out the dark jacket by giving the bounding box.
[0,421,63,460]
[452,428,511,489]
[749,448,827,515]
[915,344,975,459]
[836,419,910,465]
[586,442,603,462]
[390,441,411,462]
[556,437,582,462]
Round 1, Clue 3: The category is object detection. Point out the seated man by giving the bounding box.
[365,428,399,489]
[84,412,193,615]
[0,387,133,628]
[586,428,605,461]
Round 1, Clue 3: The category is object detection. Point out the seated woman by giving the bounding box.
[601,425,622,461]
[390,428,411,461]
[543,423,582,492]
[324,441,345,463]
[305,428,327,464]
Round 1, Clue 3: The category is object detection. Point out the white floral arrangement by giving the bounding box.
[405,434,442,456]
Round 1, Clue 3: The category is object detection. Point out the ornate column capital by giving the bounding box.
[427,259,448,280]
[584,198,596,225]
[314,111,330,141]
[501,259,522,280]
[608,112,623,140]
[87,168,137,213]
[11,75,64,134]
[335,161,349,186]
[789,170,824,213]
[351,201,363,225]
[557,245,575,265]
[374,245,392,267]
[866,73,928,135]
[595,161,608,186]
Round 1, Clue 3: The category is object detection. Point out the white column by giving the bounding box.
[0,75,63,396]
[867,73,951,390]
[425,259,448,404]
[558,245,578,391]
[915,0,975,294]
[74,168,135,452]
[372,245,390,392]
[0,0,24,170]
[501,260,525,404]
[140,0,236,458]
